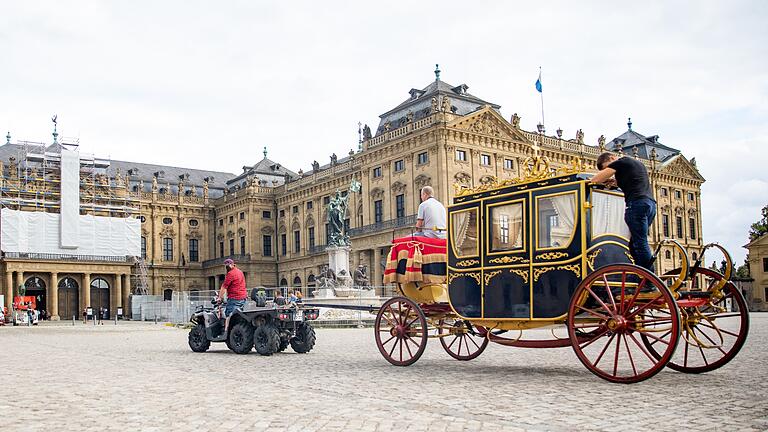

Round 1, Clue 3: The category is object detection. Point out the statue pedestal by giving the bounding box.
[327,245,352,287]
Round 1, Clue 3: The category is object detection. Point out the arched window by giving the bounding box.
[665,250,671,259]
[307,274,316,287]
[58,277,78,290]
[163,289,173,301]
[24,276,46,291]
[90,278,110,290]
[279,278,288,287]
[293,276,302,287]
[692,252,698,261]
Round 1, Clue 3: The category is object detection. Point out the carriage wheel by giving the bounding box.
[374,296,428,366]
[437,318,488,361]
[568,264,680,383]
[641,267,749,373]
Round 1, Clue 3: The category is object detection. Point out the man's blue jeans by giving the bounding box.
[225,299,246,317]
[624,197,656,272]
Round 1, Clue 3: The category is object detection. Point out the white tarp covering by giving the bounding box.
[1,208,140,257]
[60,145,80,248]
[591,191,631,239]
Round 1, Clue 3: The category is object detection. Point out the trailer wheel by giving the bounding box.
[188,323,211,353]
[291,323,316,353]
[254,324,280,356]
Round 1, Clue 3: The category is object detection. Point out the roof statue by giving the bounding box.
[511,113,520,129]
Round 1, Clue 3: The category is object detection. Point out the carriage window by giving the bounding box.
[451,209,478,258]
[537,192,577,249]
[591,191,630,239]
[489,202,524,252]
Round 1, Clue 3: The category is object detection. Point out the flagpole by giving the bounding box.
[539,66,545,128]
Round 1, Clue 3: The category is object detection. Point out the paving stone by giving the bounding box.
[0,316,766,431]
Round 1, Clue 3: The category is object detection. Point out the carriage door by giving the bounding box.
[531,186,582,319]
[482,194,529,318]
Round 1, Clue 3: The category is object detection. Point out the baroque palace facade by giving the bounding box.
[0,70,705,319]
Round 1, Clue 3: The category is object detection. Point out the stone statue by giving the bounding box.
[383,120,391,132]
[316,265,337,288]
[354,265,371,288]
[327,189,350,247]
[511,113,520,129]
[330,153,337,165]
[598,134,606,151]
[576,129,584,144]
[312,160,320,172]
[362,124,372,140]
[203,180,209,198]
[406,111,414,123]
[152,175,158,192]
[441,96,450,112]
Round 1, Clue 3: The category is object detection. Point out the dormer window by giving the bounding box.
[409,88,425,100]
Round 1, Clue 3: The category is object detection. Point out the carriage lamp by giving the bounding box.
[556,127,563,138]
[536,123,545,134]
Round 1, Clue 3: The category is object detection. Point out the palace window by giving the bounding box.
[323,196,331,206]
[139,215,146,223]
[689,217,697,240]
[240,236,246,255]
[374,200,383,223]
[188,239,199,262]
[228,215,234,224]
[308,227,315,248]
[307,201,313,210]
[676,216,683,238]
[293,206,299,214]
[504,159,514,170]
[281,234,287,256]
[219,241,224,258]
[262,210,271,219]
[263,235,272,257]
[344,218,350,233]
[162,217,173,225]
[279,209,285,218]
[456,149,467,162]
[141,236,147,259]
[688,192,695,201]
[294,230,301,253]
[662,214,670,238]
[665,250,672,259]
[325,223,331,243]
[661,188,668,197]
[163,237,173,261]
[763,257,768,272]
[229,238,235,256]
[480,154,491,166]
[675,190,682,199]
[394,160,404,172]
[218,219,223,227]
[396,194,405,219]
[373,167,382,178]
[188,219,199,227]
[417,152,428,165]
[239,212,245,220]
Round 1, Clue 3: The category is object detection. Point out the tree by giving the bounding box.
[749,204,768,241]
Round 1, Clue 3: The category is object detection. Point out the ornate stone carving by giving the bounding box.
[454,172,471,184]
[575,129,584,144]
[441,96,450,112]
[369,187,385,200]
[467,112,501,137]
[261,226,275,234]
[598,135,606,151]
[511,113,520,129]
[431,97,438,113]
[161,276,176,288]
[414,174,431,189]
[391,181,407,193]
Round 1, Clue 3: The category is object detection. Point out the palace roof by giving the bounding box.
[608,123,680,162]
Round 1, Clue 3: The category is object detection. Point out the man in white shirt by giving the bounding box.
[415,186,447,239]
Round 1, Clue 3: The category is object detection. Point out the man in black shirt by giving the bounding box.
[592,152,657,272]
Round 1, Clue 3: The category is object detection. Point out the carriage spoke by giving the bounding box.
[574,304,611,320]
[694,325,728,356]
[380,334,396,347]
[603,274,617,312]
[447,334,460,350]
[468,334,481,350]
[578,328,610,350]
[612,332,622,376]
[585,286,612,314]
[402,304,412,326]
[388,337,399,358]
[636,329,671,346]
[695,336,709,366]
[628,333,657,363]
[627,293,666,320]
[592,332,617,368]
[624,277,647,312]
[622,334,637,376]
[403,335,414,358]
[697,322,740,338]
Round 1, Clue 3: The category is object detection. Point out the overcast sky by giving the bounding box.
[1,1,766,264]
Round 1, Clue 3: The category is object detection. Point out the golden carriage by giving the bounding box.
[376,159,748,383]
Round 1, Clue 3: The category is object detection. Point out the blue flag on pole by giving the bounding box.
[535,71,542,93]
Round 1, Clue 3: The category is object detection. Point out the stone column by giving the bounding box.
[17,271,24,296]
[373,247,382,287]
[50,272,59,320]
[122,274,131,318]
[113,273,122,314]
[82,273,91,310]
[4,272,12,312]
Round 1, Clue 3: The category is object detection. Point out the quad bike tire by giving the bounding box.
[188,323,211,353]
[228,322,255,354]
[254,324,280,356]
[290,322,316,354]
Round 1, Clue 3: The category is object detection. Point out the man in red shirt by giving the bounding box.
[218,259,247,328]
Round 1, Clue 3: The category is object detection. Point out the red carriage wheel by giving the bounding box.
[641,267,749,373]
[567,264,680,383]
[374,297,428,366]
[437,318,488,361]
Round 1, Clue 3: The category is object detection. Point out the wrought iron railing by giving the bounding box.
[348,215,416,237]
[2,252,133,263]
[201,254,251,268]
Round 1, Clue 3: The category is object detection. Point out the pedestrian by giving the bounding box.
[415,186,447,239]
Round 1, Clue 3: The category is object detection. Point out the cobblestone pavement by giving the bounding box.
[1,314,767,432]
